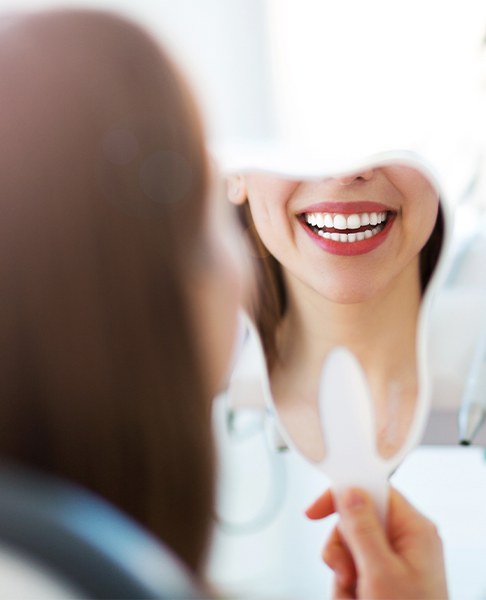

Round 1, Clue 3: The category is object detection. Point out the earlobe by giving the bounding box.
[226,174,247,205]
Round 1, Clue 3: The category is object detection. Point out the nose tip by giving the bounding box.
[334,169,374,185]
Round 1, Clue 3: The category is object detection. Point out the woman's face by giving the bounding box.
[236,165,439,303]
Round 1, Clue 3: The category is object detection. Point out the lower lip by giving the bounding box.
[299,215,396,256]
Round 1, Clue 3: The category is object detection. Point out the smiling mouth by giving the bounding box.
[301,210,395,243]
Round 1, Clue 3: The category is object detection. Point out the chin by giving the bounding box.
[321,284,382,305]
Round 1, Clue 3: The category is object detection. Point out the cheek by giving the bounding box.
[408,194,440,253]
[388,167,440,251]
[246,195,273,237]
[245,177,297,240]
[246,194,295,265]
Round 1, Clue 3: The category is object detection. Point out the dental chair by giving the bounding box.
[0,462,202,599]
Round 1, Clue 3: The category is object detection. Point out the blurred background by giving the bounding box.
[3,1,486,598]
[6,0,486,199]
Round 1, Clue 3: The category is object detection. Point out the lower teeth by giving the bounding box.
[316,225,383,242]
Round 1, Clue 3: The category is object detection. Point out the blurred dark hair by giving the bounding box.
[0,9,213,574]
[420,202,444,294]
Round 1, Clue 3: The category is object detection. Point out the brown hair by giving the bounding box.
[0,9,214,574]
[238,196,444,371]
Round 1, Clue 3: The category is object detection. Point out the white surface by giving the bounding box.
[210,397,486,600]
[393,446,486,600]
[210,399,335,600]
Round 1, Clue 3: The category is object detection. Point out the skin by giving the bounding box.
[305,486,448,599]
[229,166,439,461]
[241,167,438,304]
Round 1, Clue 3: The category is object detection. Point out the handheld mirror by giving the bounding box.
[225,151,451,518]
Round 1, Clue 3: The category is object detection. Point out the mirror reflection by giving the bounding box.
[226,161,445,461]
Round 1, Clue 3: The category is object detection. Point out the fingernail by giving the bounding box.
[342,488,366,511]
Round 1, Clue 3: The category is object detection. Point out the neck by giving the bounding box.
[273,259,421,394]
[270,259,422,462]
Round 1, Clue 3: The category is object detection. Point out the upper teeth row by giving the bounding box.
[305,211,387,230]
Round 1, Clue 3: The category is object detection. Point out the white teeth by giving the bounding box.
[333,214,348,230]
[317,226,383,243]
[347,214,361,229]
[324,214,334,228]
[304,209,389,243]
[305,210,388,228]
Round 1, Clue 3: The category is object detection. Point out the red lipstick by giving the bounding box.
[299,201,397,257]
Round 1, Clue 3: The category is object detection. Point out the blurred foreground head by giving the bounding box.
[0,8,215,574]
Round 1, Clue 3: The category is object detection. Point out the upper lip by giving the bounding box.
[298,200,396,215]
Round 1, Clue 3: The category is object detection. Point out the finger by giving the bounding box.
[305,488,335,520]
[323,525,357,591]
[331,576,356,600]
[387,487,435,540]
[335,487,392,575]
[387,488,443,562]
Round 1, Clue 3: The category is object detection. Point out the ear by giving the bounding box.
[226,174,247,205]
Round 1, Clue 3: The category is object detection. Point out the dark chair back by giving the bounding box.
[0,463,203,599]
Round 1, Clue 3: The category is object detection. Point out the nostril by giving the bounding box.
[358,169,374,181]
[335,169,374,185]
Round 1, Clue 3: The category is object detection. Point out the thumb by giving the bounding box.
[335,488,392,575]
